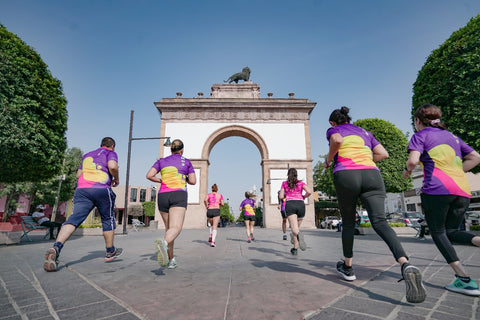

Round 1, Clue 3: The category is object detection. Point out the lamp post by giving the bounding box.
[123,110,171,234]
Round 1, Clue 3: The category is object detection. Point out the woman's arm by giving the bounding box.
[404,150,421,178]
[146,167,161,183]
[323,133,343,168]
[463,150,480,172]
[372,144,389,162]
[302,184,312,199]
[187,172,197,185]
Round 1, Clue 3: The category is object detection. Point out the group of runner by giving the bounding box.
[44,104,480,302]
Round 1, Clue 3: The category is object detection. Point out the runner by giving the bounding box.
[204,184,224,247]
[239,192,256,243]
[324,106,426,303]
[404,104,480,296]
[277,190,288,240]
[279,168,311,255]
[146,139,196,269]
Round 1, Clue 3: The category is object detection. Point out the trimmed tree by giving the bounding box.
[412,15,480,172]
[0,23,68,183]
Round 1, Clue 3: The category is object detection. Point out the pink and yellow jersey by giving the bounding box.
[77,147,118,189]
[326,123,380,173]
[240,198,256,217]
[207,192,223,209]
[151,154,195,193]
[408,127,473,198]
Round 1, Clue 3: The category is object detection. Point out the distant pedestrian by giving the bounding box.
[32,205,62,240]
[44,137,121,272]
[404,104,480,296]
[147,139,196,269]
[277,191,288,240]
[325,106,426,303]
[279,168,311,255]
[204,184,224,247]
[239,192,256,243]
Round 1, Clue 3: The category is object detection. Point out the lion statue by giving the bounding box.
[224,67,251,83]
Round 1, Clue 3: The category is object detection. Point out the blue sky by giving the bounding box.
[1,1,479,215]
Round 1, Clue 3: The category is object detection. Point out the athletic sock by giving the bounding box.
[456,274,472,283]
[53,242,64,254]
[106,246,115,253]
[212,230,217,243]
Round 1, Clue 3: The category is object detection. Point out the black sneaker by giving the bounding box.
[400,263,426,303]
[44,247,59,272]
[250,233,255,241]
[104,247,123,262]
[290,248,298,255]
[336,260,356,281]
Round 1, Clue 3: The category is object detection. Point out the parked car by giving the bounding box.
[320,216,340,229]
[465,211,480,226]
[357,210,370,225]
[387,211,423,227]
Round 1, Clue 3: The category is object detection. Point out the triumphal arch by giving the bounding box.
[153,82,317,229]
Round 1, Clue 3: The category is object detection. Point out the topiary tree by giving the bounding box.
[412,15,480,173]
[142,201,156,218]
[0,23,68,183]
[354,118,412,193]
[220,202,235,222]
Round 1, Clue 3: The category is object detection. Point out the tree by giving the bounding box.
[220,202,235,222]
[412,15,480,173]
[0,23,68,183]
[142,201,156,217]
[313,155,336,197]
[354,119,412,193]
[31,148,83,208]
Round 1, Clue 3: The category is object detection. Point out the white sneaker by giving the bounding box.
[167,257,177,269]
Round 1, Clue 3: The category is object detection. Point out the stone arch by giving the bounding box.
[202,125,269,160]
[153,82,317,229]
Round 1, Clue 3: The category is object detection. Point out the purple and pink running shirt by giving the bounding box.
[77,147,118,189]
[281,180,306,201]
[240,198,256,217]
[207,192,223,209]
[151,154,195,193]
[326,123,380,173]
[408,127,473,198]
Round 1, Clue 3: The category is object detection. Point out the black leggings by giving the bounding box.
[334,169,407,260]
[421,194,475,264]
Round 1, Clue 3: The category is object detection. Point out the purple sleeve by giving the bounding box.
[459,139,474,157]
[107,151,118,163]
[326,127,338,142]
[369,132,380,149]
[186,159,195,174]
[408,133,424,153]
[151,159,161,171]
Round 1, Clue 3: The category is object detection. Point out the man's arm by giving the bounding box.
[108,160,119,187]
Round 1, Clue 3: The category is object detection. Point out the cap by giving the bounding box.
[36,204,45,210]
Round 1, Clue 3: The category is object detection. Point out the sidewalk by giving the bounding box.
[0,226,479,320]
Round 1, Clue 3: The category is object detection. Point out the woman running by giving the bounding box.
[239,192,256,243]
[324,106,425,303]
[204,183,224,247]
[146,139,196,269]
[279,168,311,255]
[278,190,288,240]
[404,104,480,296]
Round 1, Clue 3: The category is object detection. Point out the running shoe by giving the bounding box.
[211,242,216,247]
[283,234,287,241]
[290,248,298,255]
[104,247,123,262]
[43,247,59,272]
[445,276,480,296]
[154,239,169,267]
[247,238,251,243]
[297,232,306,251]
[336,260,356,281]
[167,257,177,269]
[250,233,255,241]
[400,263,426,303]
[208,235,212,243]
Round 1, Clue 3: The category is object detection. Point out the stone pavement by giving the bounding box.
[0,226,479,320]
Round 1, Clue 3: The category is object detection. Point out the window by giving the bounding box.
[140,189,146,202]
[406,204,416,211]
[130,188,137,202]
[150,191,156,202]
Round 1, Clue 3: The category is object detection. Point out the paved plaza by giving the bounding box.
[1,226,479,320]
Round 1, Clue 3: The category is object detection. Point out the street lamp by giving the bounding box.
[123,109,171,234]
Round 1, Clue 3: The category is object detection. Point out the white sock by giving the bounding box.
[209,226,212,235]
[212,230,217,243]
